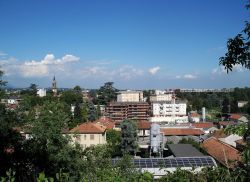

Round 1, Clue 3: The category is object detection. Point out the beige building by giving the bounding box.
[117,90,143,102]
[69,122,107,149]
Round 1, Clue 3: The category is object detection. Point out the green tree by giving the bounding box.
[73,102,83,126]
[120,119,138,155]
[97,82,117,105]
[87,101,97,121]
[0,68,7,87]
[73,85,81,94]
[81,101,88,122]
[26,101,85,178]
[220,3,250,72]
[60,90,82,105]
[106,129,122,156]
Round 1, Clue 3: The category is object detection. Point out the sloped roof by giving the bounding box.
[190,112,200,117]
[219,121,237,126]
[192,122,214,129]
[161,128,204,136]
[137,120,151,130]
[202,137,241,168]
[230,114,242,120]
[94,117,115,129]
[70,122,106,134]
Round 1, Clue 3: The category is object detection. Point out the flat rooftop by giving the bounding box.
[167,144,204,157]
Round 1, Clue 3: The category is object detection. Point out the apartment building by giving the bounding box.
[105,102,150,122]
[117,90,143,102]
[149,101,188,123]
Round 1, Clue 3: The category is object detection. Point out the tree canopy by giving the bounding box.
[220,4,250,72]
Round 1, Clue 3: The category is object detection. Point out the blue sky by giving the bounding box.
[0,0,249,89]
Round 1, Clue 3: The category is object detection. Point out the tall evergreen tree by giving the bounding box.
[120,119,138,155]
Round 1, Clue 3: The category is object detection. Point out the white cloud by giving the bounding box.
[211,64,245,75]
[0,51,7,57]
[77,65,144,81]
[175,74,197,80]
[183,74,197,79]
[148,66,160,75]
[1,54,79,78]
[24,54,79,66]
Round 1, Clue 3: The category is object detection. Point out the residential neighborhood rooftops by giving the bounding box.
[167,144,204,157]
[161,128,204,136]
[202,137,241,168]
[192,122,214,129]
[70,122,106,134]
[94,117,115,130]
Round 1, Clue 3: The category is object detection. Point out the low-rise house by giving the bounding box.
[219,134,242,148]
[192,122,218,134]
[229,113,248,123]
[189,112,200,123]
[237,101,248,108]
[202,137,241,169]
[69,122,107,149]
[161,128,204,136]
[137,120,151,137]
[218,121,238,129]
[93,117,116,130]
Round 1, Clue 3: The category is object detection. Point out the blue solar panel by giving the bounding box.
[112,156,216,169]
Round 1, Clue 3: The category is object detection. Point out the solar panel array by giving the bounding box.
[112,156,216,169]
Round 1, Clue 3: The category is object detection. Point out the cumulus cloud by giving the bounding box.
[1,54,79,78]
[24,54,79,66]
[211,64,245,75]
[148,66,160,75]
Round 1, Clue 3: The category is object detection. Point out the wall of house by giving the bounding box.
[70,133,106,149]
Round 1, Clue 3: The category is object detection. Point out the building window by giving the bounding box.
[84,134,86,140]
[90,134,94,140]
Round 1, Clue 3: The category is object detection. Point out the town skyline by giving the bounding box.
[0,0,249,89]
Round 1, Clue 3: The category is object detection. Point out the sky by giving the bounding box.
[0,0,249,89]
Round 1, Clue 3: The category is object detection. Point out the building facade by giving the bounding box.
[105,102,150,122]
[149,101,187,123]
[37,88,46,97]
[117,90,143,102]
[69,122,107,149]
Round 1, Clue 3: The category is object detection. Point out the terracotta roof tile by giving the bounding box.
[202,137,241,168]
[94,117,115,129]
[190,113,200,117]
[192,122,214,129]
[230,114,242,120]
[137,120,151,130]
[161,128,204,136]
[70,122,106,134]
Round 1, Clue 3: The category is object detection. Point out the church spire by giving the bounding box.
[52,75,57,96]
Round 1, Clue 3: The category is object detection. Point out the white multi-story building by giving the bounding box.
[149,101,188,124]
[37,88,46,97]
[150,90,174,102]
[117,90,143,102]
[150,93,173,102]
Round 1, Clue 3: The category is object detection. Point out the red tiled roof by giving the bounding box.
[137,120,151,130]
[70,122,106,134]
[192,122,214,129]
[161,128,204,136]
[190,113,200,117]
[202,137,241,168]
[94,117,115,129]
[230,114,242,120]
[219,121,237,126]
